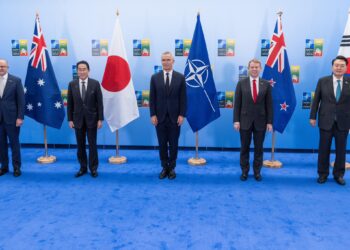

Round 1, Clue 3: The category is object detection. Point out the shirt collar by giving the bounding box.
[79,78,88,84]
[0,73,8,81]
[333,75,343,83]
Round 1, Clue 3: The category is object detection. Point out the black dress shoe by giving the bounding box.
[0,168,9,176]
[75,169,87,178]
[168,169,176,180]
[13,169,21,177]
[317,176,327,184]
[254,174,262,181]
[240,173,248,181]
[334,176,346,186]
[159,168,168,179]
[91,170,98,178]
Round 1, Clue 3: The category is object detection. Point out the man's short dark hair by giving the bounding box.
[76,60,90,70]
[332,55,348,66]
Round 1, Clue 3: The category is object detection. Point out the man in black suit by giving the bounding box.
[234,59,273,181]
[67,61,103,178]
[0,59,25,177]
[150,52,187,180]
[310,55,350,186]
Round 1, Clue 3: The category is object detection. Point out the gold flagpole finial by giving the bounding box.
[277,11,283,16]
[116,9,119,16]
[36,12,39,18]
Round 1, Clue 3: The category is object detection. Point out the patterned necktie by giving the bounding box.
[81,81,86,101]
[165,73,170,95]
[252,79,257,103]
[336,79,341,102]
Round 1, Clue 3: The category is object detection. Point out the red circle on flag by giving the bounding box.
[102,55,131,92]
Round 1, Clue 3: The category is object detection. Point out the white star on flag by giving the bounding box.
[280,101,289,111]
[37,102,42,107]
[37,78,45,86]
[27,103,33,111]
[54,101,62,109]
[24,87,27,94]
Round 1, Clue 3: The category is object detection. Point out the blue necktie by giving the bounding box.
[336,79,341,102]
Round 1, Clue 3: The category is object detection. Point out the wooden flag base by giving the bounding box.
[263,160,282,168]
[188,157,206,166]
[37,155,56,164]
[109,156,127,164]
[330,162,350,169]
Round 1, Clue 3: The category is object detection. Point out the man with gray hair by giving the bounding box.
[0,59,25,177]
[149,52,187,180]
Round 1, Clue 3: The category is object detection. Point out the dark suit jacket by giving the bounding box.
[149,70,187,123]
[67,78,103,129]
[234,77,273,131]
[310,75,350,131]
[0,74,25,125]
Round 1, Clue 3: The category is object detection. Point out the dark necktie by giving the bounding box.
[165,73,170,95]
[252,79,257,103]
[81,81,86,101]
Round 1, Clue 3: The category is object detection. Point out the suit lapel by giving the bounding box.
[245,78,254,103]
[2,76,14,99]
[158,71,166,93]
[73,81,83,103]
[168,71,176,96]
[256,78,266,102]
[339,77,350,102]
[329,76,337,103]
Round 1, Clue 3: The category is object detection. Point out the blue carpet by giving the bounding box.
[0,149,349,250]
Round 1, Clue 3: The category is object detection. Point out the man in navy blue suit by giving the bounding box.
[310,55,350,186]
[0,59,25,177]
[150,52,187,180]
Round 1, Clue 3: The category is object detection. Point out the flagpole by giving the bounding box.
[188,131,206,166]
[109,129,127,164]
[37,125,56,163]
[263,131,282,168]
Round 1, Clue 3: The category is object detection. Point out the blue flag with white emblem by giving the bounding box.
[262,15,296,133]
[24,16,65,129]
[184,15,220,132]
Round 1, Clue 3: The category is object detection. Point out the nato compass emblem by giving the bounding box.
[185,59,216,112]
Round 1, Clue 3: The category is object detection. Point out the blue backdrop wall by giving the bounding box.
[0,0,349,149]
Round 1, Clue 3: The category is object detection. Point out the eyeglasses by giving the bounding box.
[0,66,8,68]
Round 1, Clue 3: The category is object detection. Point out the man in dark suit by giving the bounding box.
[150,52,187,180]
[310,55,350,186]
[0,59,25,177]
[67,61,103,178]
[234,59,273,181]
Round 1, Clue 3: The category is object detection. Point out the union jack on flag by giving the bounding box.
[24,15,65,129]
[262,13,296,133]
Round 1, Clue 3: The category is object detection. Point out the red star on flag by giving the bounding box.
[280,101,289,111]
[268,78,276,87]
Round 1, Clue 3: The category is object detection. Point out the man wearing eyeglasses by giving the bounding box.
[0,59,25,177]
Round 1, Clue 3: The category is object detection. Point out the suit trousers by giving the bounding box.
[74,118,98,172]
[318,122,348,178]
[156,115,180,169]
[0,122,21,170]
[239,123,266,174]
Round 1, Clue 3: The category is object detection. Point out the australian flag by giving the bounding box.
[262,15,296,133]
[24,16,65,129]
[184,14,220,132]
